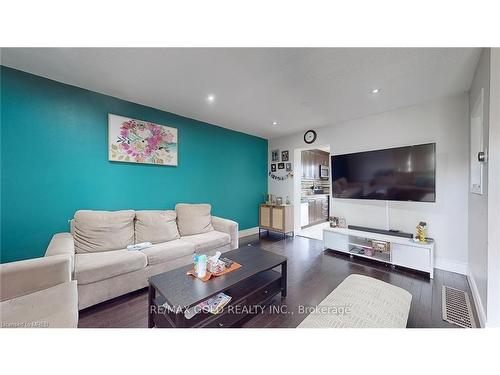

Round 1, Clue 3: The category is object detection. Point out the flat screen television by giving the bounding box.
[331,143,436,202]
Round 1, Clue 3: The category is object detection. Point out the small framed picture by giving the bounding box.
[281,150,289,161]
[285,162,292,172]
[278,162,285,169]
[271,164,277,172]
[330,216,347,228]
[338,217,347,228]
[271,149,280,162]
[329,217,339,228]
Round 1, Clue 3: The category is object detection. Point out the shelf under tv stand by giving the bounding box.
[323,227,434,278]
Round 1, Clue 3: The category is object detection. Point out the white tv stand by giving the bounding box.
[323,227,434,278]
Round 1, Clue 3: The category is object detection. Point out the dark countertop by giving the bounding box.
[301,194,330,203]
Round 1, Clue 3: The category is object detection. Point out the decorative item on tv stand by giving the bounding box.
[329,216,347,228]
[414,221,433,243]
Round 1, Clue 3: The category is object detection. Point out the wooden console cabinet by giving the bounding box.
[259,204,294,237]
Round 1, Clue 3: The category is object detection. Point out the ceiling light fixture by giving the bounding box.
[206,94,216,103]
[371,88,380,94]
[272,121,278,126]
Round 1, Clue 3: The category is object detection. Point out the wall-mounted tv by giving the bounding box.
[331,143,436,202]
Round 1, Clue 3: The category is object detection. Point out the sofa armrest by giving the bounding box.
[45,233,75,274]
[0,254,72,302]
[212,216,239,250]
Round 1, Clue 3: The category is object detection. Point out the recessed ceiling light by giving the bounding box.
[272,121,278,126]
[371,88,381,94]
[206,94,216,103]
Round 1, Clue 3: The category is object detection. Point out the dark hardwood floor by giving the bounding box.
[78,233,479,328]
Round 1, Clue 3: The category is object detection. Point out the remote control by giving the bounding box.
[220,257,233,267]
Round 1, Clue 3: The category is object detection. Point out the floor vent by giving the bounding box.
[442,286,476,328]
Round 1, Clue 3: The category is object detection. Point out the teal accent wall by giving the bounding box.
[0,67,267,263]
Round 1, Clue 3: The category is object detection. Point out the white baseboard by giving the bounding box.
[467,270,487,328]
[434,257,468,275]
[238,227,259,238]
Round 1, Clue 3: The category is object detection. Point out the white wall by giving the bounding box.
[468,48,490,326]
[269,94,470,273]
[487,48,500,326]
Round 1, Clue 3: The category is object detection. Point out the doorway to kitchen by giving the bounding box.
[293,145,331,241]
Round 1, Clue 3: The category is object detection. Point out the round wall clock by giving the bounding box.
[304,130,317,144]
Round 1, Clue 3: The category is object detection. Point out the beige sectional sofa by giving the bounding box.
[65,203,238,310]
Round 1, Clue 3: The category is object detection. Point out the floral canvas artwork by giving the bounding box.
[108,114,178,166]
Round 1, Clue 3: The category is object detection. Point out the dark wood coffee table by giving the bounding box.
[148,246,287,328]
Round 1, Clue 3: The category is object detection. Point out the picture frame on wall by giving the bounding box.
[271,164,277,172]
[285,162,292,172]
[271,149,280,162]
[108,114,178,166]
[278,162,285,169]
[281,150,289,161]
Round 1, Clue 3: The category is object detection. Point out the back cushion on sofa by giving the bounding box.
[175,203,214,236]
[135,210,180,244]
[73,210,135,253]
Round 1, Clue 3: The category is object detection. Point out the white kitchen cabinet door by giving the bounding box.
[300,202,309,226]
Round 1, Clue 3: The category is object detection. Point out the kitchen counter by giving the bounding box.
[301,195,329,203]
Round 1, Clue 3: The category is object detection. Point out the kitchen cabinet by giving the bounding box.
[323,199,329,217]
[302,150,314,179]
[301,151,308,179]
[308,200,315,223]
[305,195,329,225]
[300,151,306,179]
[320,152,329,166]
[301,149,330,180]
[312,151,319,180]
[316,199,322,220]
[315,151,329,178]
[300,202,309,226]
[300,150,311,180]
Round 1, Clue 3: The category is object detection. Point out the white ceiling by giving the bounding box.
[1,48,480,139]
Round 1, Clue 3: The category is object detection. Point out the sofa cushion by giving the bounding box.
[141,239,195,265]
[135,210,180,244]
[73,210,135,254]
[175,203,214,236]
[181,231,231,252]
[75,250,147,285]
